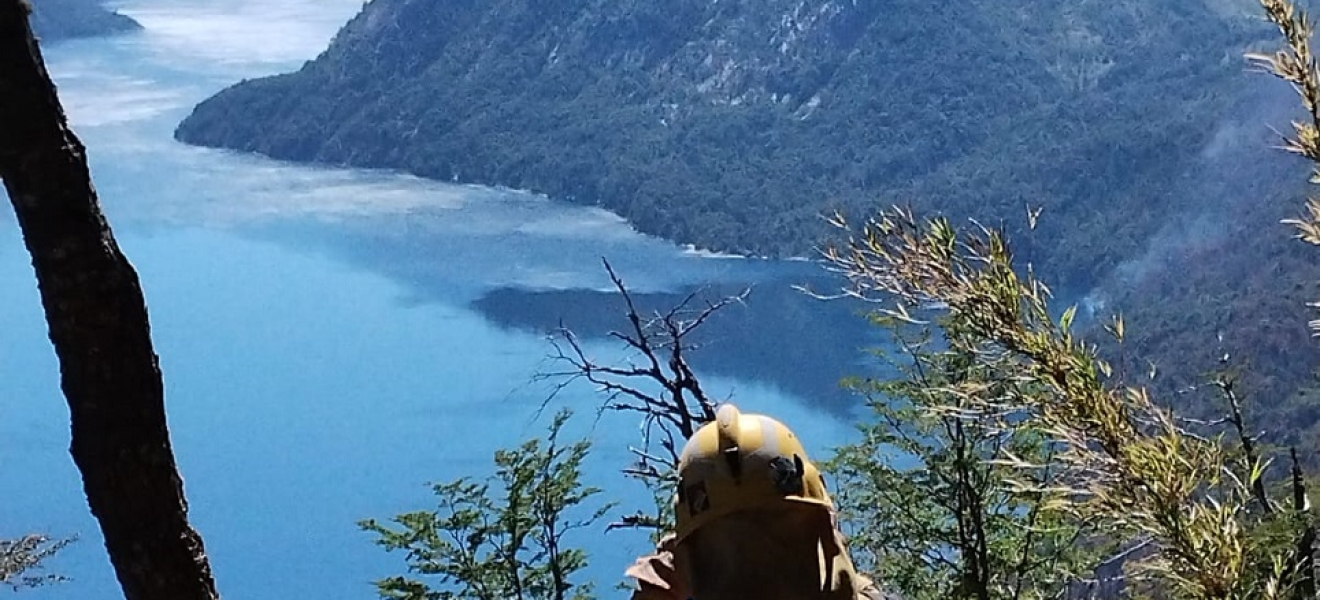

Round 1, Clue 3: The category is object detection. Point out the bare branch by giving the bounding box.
[536,259,747,534]
[1211,373,1275,515]
[606,514,668,533]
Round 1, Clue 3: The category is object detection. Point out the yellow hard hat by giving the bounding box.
[673,403,834,545]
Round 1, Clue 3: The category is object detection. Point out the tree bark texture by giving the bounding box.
[0,2,220,599]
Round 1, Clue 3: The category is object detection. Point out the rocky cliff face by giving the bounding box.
[29,0,141,41]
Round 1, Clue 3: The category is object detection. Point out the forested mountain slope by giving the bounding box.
[29,0,140,40]
[176,0,1254,267]
[174,0,1320,442]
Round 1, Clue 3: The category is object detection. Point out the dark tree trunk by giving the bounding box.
[0,2,220,599]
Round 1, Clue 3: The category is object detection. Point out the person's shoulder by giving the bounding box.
[625,534,692,600]
[850,572,901,600]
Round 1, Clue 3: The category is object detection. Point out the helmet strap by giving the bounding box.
[721,446,743,480]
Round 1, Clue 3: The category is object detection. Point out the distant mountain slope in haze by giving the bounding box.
[176,1,1258,273]
[29,0,141,40]
[173,0,1320,427]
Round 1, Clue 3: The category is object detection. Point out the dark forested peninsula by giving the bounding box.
[28,0,140,41]
[175,0,1320,447]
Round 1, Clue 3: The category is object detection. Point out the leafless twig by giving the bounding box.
[535,258,748,531]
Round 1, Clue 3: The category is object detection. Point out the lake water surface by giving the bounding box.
[2,1,875,597]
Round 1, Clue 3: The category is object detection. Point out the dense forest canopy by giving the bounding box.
[174,0,1320,445]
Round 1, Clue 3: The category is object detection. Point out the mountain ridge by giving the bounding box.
[172,0,1320,435]
[29,0,141,41]
[175,0,1261,278]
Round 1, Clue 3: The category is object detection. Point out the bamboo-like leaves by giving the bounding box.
[824,207,1293,599]
[1256,0,1320,336]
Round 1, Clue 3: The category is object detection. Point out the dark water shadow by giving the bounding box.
[231,207,889,420]
[471,274,884,420]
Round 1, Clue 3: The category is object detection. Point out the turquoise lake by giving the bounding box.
[1,1,876,597]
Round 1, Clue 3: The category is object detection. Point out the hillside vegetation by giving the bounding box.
[174,0,1320,437]
[176,0,1253,263]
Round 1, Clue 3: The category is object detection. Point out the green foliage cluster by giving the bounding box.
[821,195,1320,598]
[359,410,611,600]
[828,315,1104,600]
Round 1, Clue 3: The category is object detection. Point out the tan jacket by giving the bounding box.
[625,508,887,600]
